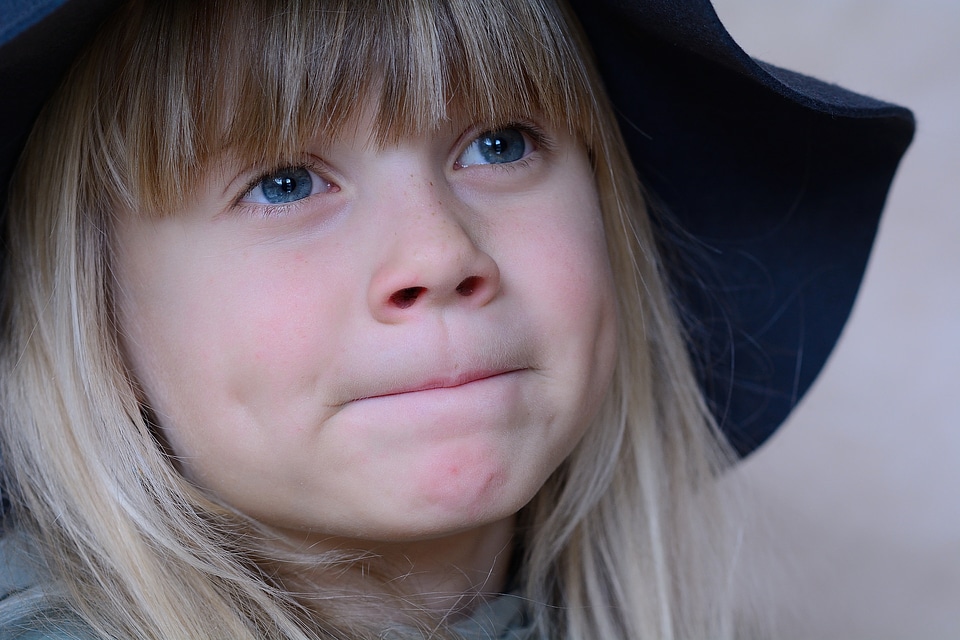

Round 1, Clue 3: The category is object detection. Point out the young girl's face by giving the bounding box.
[114,101,618,546]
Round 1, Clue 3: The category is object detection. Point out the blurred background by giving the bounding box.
[712,0,960,638]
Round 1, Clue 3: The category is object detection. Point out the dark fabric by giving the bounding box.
[0,0,915,457]
[0,0,118,214]
[569,0,914,454]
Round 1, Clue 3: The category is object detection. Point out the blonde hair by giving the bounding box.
[0,0,738,637]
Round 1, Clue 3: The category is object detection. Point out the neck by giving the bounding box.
[282,515,517,619]
[369,517,517,616]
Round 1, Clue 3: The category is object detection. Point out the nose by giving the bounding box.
[368,180,500,323]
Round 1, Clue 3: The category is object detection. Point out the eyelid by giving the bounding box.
[234,158,337,208]
[454,120,554,168]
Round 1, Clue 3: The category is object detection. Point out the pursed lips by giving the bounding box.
[354,368,525,402]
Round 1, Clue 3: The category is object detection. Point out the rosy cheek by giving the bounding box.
[248,307,311,363]
[232,261,342,373]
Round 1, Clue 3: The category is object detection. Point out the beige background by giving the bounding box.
[711,0,960,638]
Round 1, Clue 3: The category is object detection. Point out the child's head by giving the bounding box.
[108,0,624,541]
[0,0,913,637]
[2,0,720,634]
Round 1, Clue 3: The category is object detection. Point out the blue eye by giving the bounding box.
[242,166,325,205]
[457,128,530,167]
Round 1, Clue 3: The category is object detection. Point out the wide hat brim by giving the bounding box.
[0,0,914,458]
[569,0,914,455]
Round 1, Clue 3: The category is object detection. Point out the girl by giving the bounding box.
[0,0,913,638]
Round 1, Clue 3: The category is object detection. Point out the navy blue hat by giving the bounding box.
[569,0,913,455]
[0,0,914,457]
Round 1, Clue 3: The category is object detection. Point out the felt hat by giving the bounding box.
[0,0,914,457]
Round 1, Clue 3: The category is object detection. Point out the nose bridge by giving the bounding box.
[368,166,500,321]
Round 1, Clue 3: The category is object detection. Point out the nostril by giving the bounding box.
[456,276,481,297]
[389,286,425,309]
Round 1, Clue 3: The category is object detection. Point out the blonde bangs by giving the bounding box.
[81,0,597,215]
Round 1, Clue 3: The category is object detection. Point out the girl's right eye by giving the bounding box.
[240,166,334,205]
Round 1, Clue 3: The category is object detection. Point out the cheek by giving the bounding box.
[216,264,341,394]
[115,246,364,513]
[117,240,356,454]
[485,175,619,479]
[508,185,617,351]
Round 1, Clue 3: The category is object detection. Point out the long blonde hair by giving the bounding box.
[0,0,738,637]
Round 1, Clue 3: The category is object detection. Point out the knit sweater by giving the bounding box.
[0,533,534,639]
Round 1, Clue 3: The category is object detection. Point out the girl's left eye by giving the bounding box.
[240,166,332,205]
[456,128,532,167]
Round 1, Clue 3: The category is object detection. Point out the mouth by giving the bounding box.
[356,369,524,402]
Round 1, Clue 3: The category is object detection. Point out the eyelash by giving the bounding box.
[523,122,553,152]
[234,160,334,213]
[455,120,554,170]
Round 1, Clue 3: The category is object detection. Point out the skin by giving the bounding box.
[114,103,618,608]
